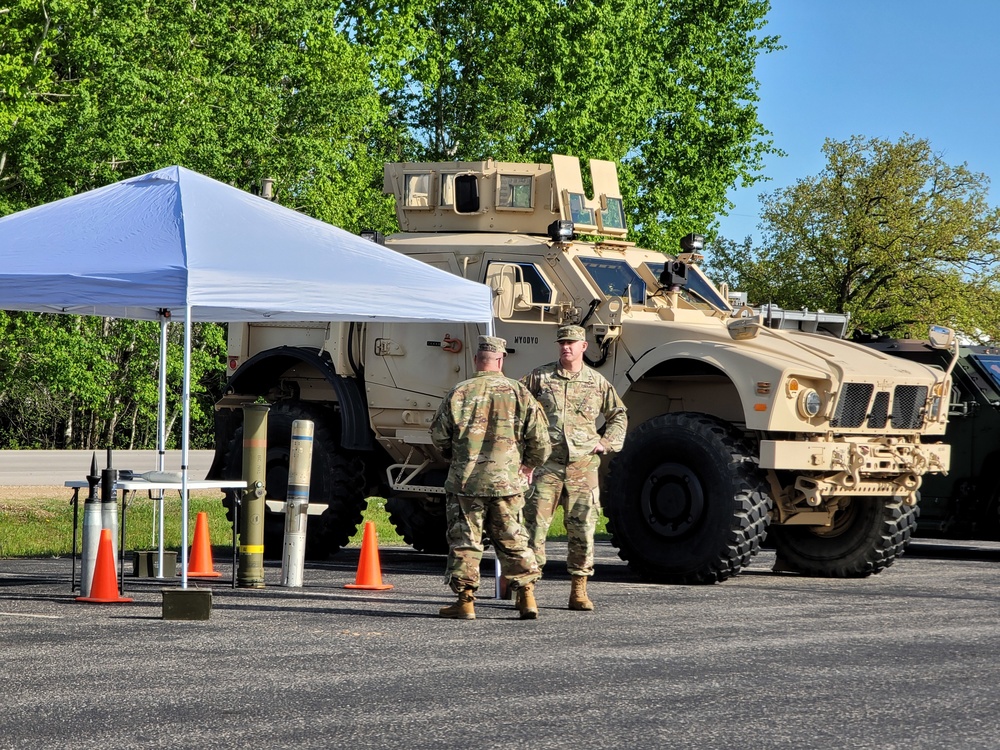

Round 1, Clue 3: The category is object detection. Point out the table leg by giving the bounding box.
[70,488,80,592]
[118,490,133,594]
[232,491,241,589]
[155,491,165,579]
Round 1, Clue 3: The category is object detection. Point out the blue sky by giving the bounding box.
[714,1,1000,245]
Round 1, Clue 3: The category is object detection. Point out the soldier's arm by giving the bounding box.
[521,397,552,469]
[519,370,537,396]
[429,399,454,459]
[597,381,628,454]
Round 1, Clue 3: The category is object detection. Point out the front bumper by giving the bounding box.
[760,437,951,507]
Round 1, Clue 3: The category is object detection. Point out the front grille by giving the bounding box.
[832,382,928,430]
[891,385,927,429]
[831,383,874,428]
[867,391,890,428]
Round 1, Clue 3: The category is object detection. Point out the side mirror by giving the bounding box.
[512,281,534,312]
[727,316,761,341]
[485,264,517,320]
[928,325,956,350]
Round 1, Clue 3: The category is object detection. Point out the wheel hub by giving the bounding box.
[640,462,705,538]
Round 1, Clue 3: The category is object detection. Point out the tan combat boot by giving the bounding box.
[515,582,539,620]
[439,588,476,620]
[569,575,594,611]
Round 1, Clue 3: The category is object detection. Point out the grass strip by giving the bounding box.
[0,492,608,558]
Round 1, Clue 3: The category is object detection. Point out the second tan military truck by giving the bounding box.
[211,155,955,583]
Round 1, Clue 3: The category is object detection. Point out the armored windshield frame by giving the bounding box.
[580,257,646,305]
[643,261,732,311]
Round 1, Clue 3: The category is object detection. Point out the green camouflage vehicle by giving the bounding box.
[210,155,955,583]
[859,337,1000,540]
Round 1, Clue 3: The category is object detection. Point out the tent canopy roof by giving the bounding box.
[0,166,493,323]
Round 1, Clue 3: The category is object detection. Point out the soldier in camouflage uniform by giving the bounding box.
[521,325,627,611]
[430,335,551,620]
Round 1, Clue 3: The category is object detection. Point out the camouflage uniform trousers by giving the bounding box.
[444,491,541,594]
[525,453,601,577]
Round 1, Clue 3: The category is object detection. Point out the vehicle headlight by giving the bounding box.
[929,395,942,421]
[929,382,947,421]
[797,388,822,419]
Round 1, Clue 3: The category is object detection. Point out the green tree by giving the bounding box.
[0,0,392,448]
[339,0,781,247]
[1,0,395,227]
[0,312,225,449]
[709,135,1000,340]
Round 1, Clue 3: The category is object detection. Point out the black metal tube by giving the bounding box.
[70,488,80,592]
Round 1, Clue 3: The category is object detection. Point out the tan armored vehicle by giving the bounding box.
[212,155,955,583]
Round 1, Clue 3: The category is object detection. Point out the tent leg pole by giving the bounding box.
[181,307,192,590]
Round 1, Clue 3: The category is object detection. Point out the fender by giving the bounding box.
[224,346,372,451]
[622,340,793,430]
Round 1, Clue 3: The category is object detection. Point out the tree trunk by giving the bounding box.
[127,405,139,450]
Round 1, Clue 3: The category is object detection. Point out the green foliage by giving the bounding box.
[0,312,225,448]
[0,493,231,558]
[1,0,395,224]
[539,505,610,542]
[339,0,781,245]
[0,0,781,448]
[1,493,602,557]
[347,497,401,548]
[709,135,1000,339]
[0,0,396,448]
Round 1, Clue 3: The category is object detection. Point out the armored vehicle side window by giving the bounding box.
[485,261,553,304]
[970,353,1000,392]
[568,193,595,225]
[581,258,645,304]
[516,263,551,303]
[454,174,480,213]
[644,261,730,311]
[404,173,433,208]
[600,198,625,230]
[497,175,533,210]
[440,172,478,209]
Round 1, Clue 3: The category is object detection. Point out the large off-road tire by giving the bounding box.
[221,402,366,559]
[385,495,449,554]
[605,412,772,584]
[982,489,1000,541]
[769,497,919,577]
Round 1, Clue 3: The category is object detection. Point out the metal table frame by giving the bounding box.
[66,479,247,591]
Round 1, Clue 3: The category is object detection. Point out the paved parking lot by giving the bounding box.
[1,541,998,750]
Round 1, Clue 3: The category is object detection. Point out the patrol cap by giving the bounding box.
[477,335,507,354]
[556,325,586,342]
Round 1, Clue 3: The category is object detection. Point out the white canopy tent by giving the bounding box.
[0,165,494,587]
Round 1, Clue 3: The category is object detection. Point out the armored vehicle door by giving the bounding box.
[364,253,473,407]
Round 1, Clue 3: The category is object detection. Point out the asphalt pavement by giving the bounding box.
[1,541,998,750]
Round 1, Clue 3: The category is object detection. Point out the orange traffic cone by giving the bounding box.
[77,529,133,603]
[187,511,222,578]
[345,521,393,590]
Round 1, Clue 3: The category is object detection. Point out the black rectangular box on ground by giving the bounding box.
[161,588,212,620]
[132,550,178,577]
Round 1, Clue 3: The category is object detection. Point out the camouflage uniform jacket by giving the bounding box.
[431,371,551,497]
[521,363,627,466]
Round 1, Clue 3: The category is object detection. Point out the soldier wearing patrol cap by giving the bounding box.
[430,334,551,620]
[520,324,627,611]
